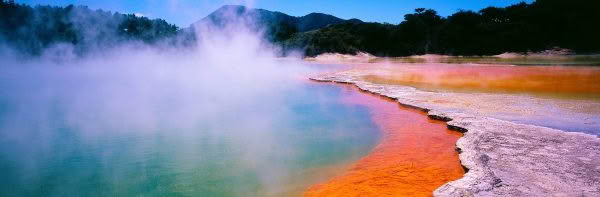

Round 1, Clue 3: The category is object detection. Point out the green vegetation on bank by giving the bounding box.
[282,0,600,56]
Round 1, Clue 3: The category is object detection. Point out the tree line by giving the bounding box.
[281,0,600,56]
[2,0,599,57]
[0,2,179,56]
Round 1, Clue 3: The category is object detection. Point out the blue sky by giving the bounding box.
[19,0,534,27]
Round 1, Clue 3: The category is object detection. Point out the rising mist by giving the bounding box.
[0,3,380,196]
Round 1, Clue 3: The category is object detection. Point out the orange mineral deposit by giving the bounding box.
[361,64,600,99]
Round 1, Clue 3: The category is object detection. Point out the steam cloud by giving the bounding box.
[0,4,362,196]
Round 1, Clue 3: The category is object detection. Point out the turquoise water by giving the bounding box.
[0,65,380,197]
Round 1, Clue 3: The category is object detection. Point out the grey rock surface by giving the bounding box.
[310,71,600,197]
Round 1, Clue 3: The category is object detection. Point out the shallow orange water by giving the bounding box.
[362,64,600,99]
[304,83,464,197]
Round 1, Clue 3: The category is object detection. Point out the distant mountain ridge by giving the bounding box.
[192,5,362,42]
[197,5,361,32]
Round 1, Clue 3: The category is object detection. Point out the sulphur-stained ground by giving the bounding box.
[309,63,600,196]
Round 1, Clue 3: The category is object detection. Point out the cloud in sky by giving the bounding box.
[133,12,146,17]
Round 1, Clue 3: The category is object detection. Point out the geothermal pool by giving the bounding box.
[0,61,387,196]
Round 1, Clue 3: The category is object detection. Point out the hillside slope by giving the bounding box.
[193,5,360,42]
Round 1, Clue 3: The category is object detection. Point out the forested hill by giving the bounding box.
[0,2,180,56]
[0,3,356,57]
[283,0,600,56]
[194,5,360,42]
[2,0,599,57]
